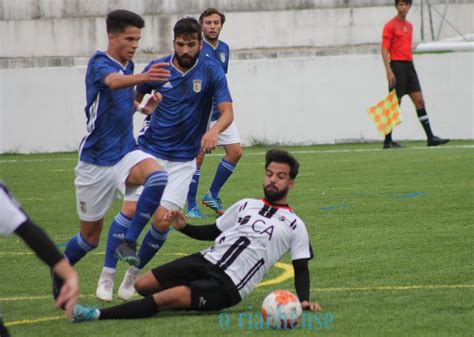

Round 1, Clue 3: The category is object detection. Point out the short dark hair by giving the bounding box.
[106,9,144,34]
[395,0,412,6]
[199,8,226,25]
[173,17,202,41]
[265,149,300,180]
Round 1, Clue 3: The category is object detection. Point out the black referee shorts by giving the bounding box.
[390,61,422,98]
[151,253,241,311]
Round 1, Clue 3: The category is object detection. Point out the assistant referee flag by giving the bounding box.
[367,90,401,136]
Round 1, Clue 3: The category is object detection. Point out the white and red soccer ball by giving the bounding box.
[261,290,302,329]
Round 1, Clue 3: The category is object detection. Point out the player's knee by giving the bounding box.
[226,146,243,163]
[121,202,137,218]
[134,277,147,296]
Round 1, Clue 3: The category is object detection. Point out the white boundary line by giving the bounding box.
[1,145,472,163]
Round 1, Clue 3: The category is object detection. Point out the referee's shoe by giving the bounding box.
[427,136,450,147]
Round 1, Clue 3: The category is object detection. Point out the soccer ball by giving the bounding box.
[261,290,302,329]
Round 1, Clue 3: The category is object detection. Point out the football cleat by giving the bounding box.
[115,241,140,267]
[96,275,114,302]
[73,304,99,323]
[185,207,207,219]
[118,268,139,301]
[383,141,404,149]
[427,136,449,147]
[202,192,225,215]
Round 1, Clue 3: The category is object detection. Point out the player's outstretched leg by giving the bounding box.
[116,170,168,266]
[202,144,242,214]
[186,168,206,218]
[186,152,206,218]
[118,225,169,300]
[96,212,132,301]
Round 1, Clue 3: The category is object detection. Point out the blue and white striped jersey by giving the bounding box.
[79,51,137,166]
[201,38,230,121]
[136,53,232,162]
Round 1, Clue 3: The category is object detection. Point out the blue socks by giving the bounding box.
[209,159,236,198]
[64,232,98,266]
[125,171,168,243]
[186,169,201,209]
[104,212,132,268]
[137,226,169,269]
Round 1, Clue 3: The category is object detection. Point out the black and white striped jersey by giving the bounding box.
[201,198,313,299]
[0,182,27,237]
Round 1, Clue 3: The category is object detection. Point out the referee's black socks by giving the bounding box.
[416,108,434,139]
[99,296,159,320]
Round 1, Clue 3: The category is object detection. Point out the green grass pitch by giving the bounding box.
[1,141,473,337]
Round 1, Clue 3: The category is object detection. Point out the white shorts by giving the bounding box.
[210,120,241,145]
[0,187,27,237]
[124,158,196,211]
[75,150,157,222]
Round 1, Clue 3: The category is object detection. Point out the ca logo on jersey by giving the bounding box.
[220,53,226,63]
[193,79,202,93]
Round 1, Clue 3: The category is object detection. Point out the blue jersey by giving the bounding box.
[201,38,230,121]
[79,51,137,166]
[136,53,232,162]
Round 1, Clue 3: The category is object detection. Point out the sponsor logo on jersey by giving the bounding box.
[220,53,226,63]
[163,81,173,88]
[193,79,202,93]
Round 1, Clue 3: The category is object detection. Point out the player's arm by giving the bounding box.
[382,48,396,89]
[165,211,222,240]
[201,102,233,153]
[292,258,320,311]
[381,24,396,89]
[104,62,170,90]
[14,220,79,316]
[133,91,163,115]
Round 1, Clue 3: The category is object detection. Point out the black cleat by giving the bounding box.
[383,141,404,149]
[427,136,450,147]
[115,241,140,267]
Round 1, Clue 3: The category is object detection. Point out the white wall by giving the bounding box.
[1,2,473,58]
[1,51,472,153]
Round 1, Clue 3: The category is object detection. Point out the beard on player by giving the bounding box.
[175,51,200,69]
[263,184,289,204]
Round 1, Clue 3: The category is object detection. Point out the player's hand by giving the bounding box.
[164,211,186,230]
[141,92,163,115]
[54,263,79,318]
[301,301,321,311]
[387,70,396,89]
[201,129,219,154]
[145,62,171,82]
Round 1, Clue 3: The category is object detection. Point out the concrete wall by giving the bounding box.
[1,0,473,58]
[1,51,472,153]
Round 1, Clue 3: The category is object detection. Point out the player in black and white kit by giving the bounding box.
[72,149,320,322]
[0,182,80,335]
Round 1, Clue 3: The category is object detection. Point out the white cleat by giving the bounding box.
[96,275,114,302]
[118,267,139,301]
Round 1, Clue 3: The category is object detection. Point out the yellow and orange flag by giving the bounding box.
[367,90,401,136]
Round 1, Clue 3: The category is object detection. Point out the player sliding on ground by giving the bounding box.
[73,149,320,322]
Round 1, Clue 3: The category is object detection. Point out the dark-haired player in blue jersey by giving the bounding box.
[186,8,244,218]
[96,17,234,301]
[53,9,172,303]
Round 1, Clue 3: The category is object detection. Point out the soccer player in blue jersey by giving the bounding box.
[53,9,172,302]
[186,8,244,218]
[97,17,234,301]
